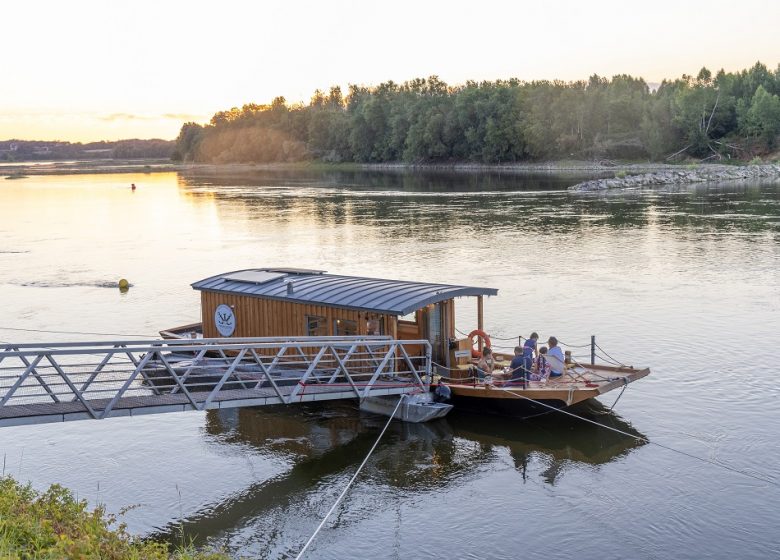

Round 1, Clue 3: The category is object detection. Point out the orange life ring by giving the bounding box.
[468,329,491,358]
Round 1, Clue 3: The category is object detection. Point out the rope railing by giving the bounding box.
[453,325,636,371]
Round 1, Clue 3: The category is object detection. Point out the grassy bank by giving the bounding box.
[0,476,229,560]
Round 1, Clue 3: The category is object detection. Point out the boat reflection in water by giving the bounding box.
[445,401,646,485]
[150,401,644,550]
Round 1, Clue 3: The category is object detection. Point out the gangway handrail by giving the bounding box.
[0,337,427,358]
[0,337,432,428]
[1,335,395,351]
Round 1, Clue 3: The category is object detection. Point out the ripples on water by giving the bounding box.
[0,170,779,559]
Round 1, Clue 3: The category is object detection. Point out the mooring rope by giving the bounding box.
[0,325,158,338]
[501,389,778,486]
[294,395,404,559]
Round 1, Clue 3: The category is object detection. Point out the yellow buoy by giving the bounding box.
[118,278,130,291]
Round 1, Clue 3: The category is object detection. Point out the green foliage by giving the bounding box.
[739,86,780,148]
[0,476,230,560]
[174,61,780,164]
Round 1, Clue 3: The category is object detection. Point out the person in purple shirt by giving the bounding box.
[522,332,539,377]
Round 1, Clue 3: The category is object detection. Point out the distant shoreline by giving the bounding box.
[3,158,765,178]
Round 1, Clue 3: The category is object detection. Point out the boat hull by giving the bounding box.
[448,392,569,418]
[441,364,650,418]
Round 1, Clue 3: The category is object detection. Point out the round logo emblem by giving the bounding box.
[214,304,236,337]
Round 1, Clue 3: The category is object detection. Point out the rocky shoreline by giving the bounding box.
[569,163,780,191]
[4,159,780,185]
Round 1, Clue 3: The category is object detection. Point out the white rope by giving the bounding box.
[501,389,778,486]
[0,325,157,338]
[294,395,404,559]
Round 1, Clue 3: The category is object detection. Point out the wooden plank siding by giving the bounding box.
[200,291,451,371]
[201,291,403,340]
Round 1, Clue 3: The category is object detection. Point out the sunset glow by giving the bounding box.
[3,0,780,141]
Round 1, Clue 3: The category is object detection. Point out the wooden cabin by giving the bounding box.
[191,268,498,367]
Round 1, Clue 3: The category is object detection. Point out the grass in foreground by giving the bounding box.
[0,476,229,560]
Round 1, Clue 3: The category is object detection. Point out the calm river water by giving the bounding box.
[0,169,779,559]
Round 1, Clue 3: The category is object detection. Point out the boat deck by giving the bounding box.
[442,363,650,407]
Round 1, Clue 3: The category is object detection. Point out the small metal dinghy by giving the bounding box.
[360,392,452,423]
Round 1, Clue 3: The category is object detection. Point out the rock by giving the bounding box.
[568,164,780,191]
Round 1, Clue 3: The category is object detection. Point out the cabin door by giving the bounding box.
[421,303,446,366]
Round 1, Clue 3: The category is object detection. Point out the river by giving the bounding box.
[0,169,778,559]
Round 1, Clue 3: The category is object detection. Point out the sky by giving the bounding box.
[2,0,779,142]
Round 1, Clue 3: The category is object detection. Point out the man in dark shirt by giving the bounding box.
[509,345,526,387]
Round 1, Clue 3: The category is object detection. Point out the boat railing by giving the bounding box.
[0,336,431,426]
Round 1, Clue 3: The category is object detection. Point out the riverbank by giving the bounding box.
[0,476,229,559]
[0,159,178,177]
[175,160,753,175]
[4,158,780,180]
[568,163,780,191]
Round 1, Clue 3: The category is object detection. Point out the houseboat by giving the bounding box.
[163,268,649,418]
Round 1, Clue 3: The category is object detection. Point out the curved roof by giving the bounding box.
[192,268,497,316]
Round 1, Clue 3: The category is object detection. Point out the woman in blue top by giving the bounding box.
[522,332,539,377]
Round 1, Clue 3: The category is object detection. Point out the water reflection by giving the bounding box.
[150,401,644,549]
[2,170,779,559]
[447,402,646,486]
[178,168,602,192]
[176,170,780,237]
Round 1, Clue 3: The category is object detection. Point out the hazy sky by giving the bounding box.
[3,0,779,142]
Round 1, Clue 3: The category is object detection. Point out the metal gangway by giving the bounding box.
[0,336,431,428]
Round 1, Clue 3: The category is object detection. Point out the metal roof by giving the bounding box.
[192,268,498,316]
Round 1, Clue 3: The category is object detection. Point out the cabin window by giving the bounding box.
[365,314,384,336]
[334,319,357,336]
[399,311,417,324]
[306,315,328,337]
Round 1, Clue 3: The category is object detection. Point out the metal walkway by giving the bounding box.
[0,336,431,427]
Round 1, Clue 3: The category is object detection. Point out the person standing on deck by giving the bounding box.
[522,332,539,377]
[547,336,565,377]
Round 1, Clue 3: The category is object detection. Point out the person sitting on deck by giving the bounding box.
[529,346,551,381]
[474,347,496,380]
[547,336,565,377]
[522,332,539,377]
[508,345,527,386]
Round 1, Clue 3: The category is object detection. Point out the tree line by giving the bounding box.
[173,62,780,164]
[0,139,174,161]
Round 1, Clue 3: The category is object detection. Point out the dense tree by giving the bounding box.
[174,62,780,164]
[739,85,780,148]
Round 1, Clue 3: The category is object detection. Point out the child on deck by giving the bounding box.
[529,346,551,382]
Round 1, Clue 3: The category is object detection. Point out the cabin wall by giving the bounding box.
[200,291,455,364]
[201,291,398,340]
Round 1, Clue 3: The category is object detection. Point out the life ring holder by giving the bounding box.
[468,329,491,358]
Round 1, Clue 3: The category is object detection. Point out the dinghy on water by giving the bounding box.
[359,392,453,423]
